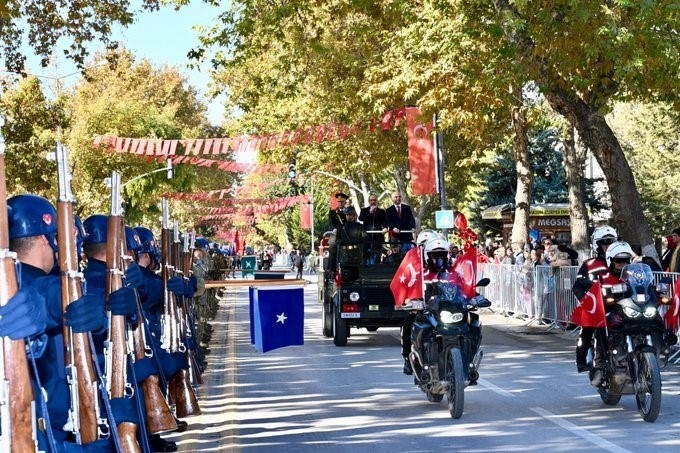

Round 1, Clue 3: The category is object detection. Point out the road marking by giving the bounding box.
[531,407,633,453]
[478,378,516,398]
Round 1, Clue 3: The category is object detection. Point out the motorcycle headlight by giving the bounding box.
[643,306,657,318]
[622,306,642,319]
[349,292,360,302]
[440,310,464,324]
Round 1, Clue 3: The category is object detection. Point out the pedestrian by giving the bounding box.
[294,250,304,279]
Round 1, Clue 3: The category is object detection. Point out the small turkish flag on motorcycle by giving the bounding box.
[570,281,607,328]
[390,247,424,307]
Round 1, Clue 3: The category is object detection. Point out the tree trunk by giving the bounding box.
[543,87,658,261]
[510,100,531,253]
[563,125,590,261]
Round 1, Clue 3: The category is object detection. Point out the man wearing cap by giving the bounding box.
[329,192,349,231]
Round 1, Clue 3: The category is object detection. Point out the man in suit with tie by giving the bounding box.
[385,191,416,244]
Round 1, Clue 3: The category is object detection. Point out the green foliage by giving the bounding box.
[0,0,161,72]
[608,102,680,237]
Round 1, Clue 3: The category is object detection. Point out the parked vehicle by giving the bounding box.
[409,271,491,419]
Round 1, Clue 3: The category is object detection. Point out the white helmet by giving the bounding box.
[416,229,437,246]
[605,241,634,268]
[424,237,449,255]
[591,225,618,251]
[424,237,449,271]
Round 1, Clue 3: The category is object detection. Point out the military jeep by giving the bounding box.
[318,236,413,346]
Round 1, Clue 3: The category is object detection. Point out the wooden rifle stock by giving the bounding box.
[161,203,201,418]
[118,217,176,435]
[179,233,203,386]
[55,143,99,444]
[105,171,141,452]
[0,117,37,452]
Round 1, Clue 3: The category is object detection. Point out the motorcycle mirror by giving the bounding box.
[475,277,490,287]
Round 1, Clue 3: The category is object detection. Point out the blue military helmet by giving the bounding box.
[125,226,142,254]
[194,236,210,249]
[134,226,161,263]
[7,194,58,240]
[83,214,108,246]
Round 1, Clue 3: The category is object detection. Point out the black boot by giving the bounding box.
[403,358,413,375]
[150,434,178,452]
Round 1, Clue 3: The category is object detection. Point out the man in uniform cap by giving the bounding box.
[329,192,349,231]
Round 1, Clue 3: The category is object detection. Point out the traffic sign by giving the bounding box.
[435,210,454,229]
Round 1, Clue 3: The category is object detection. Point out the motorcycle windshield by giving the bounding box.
[620,263,655,303]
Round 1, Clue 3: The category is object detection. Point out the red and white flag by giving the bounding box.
[452,245,477,299]
[570,281,607,328]
[665,278,680,330]
[405,107,437,195]
[390,247,424,307]
[300,197,311,230]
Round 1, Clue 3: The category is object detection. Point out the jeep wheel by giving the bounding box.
[322,303,333,338]
[333,306,349,346]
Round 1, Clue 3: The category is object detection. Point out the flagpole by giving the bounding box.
[310,176,315,254]
[434,112,449,239]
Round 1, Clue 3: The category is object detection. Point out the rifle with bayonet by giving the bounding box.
[0,115,38,452]
[117,193,177,435]
[55,142,103,444]
[160,200,201,418]
[105,171,141,452]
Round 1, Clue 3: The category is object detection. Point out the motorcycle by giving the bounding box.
[409,271,491,419]
[587,262,677,422]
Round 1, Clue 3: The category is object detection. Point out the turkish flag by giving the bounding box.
[390,247,424,307]
[570,281,607,328]
[300,198,311,230]
[452,245,477,299]
[405,107,437,195]
[234,231,240,254]
[664,278,680,330]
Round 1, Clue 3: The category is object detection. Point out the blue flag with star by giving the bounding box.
[252,287,304,352]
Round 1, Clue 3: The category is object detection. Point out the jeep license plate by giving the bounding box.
[341,313,360,318]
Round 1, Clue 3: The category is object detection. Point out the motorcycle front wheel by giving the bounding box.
[446,347,465,419]
[634,351,661,422]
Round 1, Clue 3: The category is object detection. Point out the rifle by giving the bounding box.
[117,199,177,435]
[0,116,37,451]
[176,225,203,386]
[105,171,141,452]
[160,200,201,418]
[55,142,102,444]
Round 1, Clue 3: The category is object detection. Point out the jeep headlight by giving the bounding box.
[349,292,360,302]
[622,306,642,319]
[643,306,657,318]
[440,310,464,324]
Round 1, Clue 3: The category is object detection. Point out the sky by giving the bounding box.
[24,0,226,124]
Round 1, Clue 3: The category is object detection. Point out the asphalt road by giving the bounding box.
[168,273,680,452]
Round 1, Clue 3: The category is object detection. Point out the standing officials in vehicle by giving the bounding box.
[386,191,416,243]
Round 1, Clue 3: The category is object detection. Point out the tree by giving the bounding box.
[0,0,161,72]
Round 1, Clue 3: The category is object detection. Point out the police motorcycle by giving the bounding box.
[408,215,491,419]
[586,242,677,422]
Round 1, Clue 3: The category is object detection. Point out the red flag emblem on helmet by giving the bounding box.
[42,213,52,225]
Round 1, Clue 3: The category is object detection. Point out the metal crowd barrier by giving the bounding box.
[476,263,680,362]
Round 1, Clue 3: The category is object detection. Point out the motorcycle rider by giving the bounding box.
[401,232,446,375]
[572,225,618,372]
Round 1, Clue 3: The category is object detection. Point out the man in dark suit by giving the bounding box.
[359,192,387,239]
[329,192,348,231]
[385,191,416,243]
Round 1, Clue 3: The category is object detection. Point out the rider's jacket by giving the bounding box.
[573,256,608,301]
